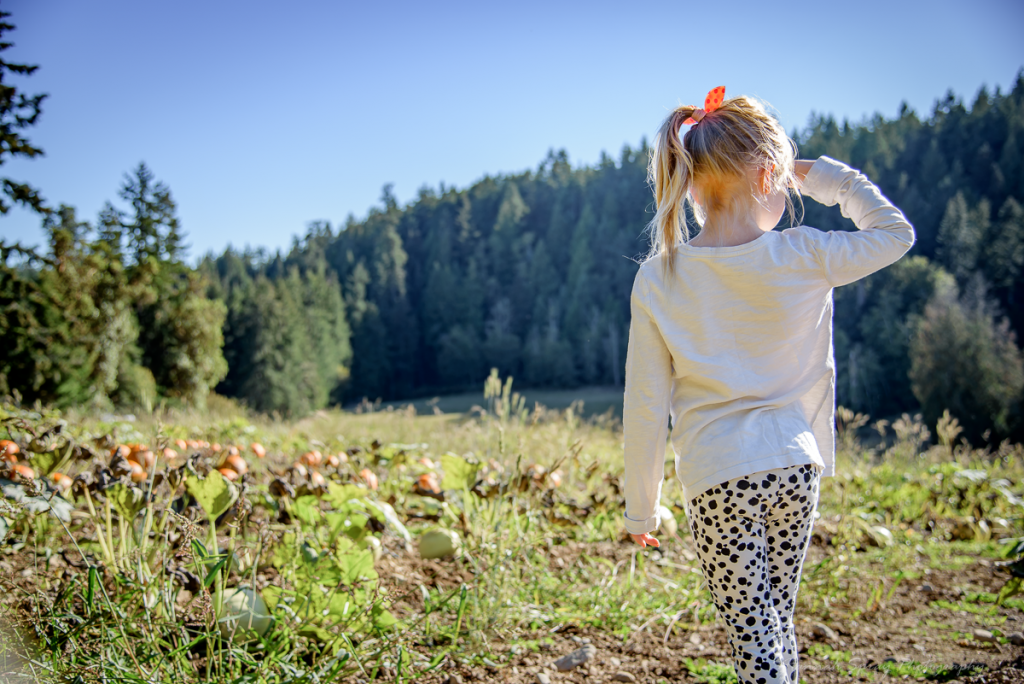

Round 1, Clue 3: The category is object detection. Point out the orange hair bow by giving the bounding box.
[683,86,725,125]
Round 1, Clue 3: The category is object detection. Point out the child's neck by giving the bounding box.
[688,213,764,248]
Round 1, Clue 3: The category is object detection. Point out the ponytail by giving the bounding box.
[644,94,801,275]
[647,106,697,273]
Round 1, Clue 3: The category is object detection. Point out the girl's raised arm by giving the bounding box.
[799,156,916,287]
[621,268,674,537]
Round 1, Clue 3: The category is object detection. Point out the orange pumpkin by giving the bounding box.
[210,443,222,452]
[291,463,309,479]
[251,442,266,459]
[416,472,441,495]
[310,471,326,487]
[0,440,20,458]
[359,468,379,491]
[163,447,178,460]
[111,444,132,459]
[325,454,340,468]
[217,467,239,482]
[227,445,240,457]
[174,439,188,450]
[301,450,323,467]
[134,450,156,471]
[128,461,147,483]
[13,464,35,481]
[225,454,248,476]
[50,472,72,493]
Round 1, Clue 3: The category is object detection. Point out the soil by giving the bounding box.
[375,538,1024,684]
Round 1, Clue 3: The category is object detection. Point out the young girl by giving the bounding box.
[621,87,915,684]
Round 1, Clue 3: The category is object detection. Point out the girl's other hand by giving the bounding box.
[630,533,660,548]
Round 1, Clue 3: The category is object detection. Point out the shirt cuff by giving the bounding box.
[623,510,660,536]
[800,155,850,206]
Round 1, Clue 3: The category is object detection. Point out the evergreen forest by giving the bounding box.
[2,8,1022,445]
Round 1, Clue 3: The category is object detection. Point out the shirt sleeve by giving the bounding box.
[800,156,916,287]
[621,267,674,536]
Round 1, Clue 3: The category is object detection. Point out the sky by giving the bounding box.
[1,0,1022,262]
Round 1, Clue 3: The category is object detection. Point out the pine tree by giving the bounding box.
[0,11,47,216]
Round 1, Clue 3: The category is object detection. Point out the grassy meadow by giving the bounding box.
[1,378,1023,683]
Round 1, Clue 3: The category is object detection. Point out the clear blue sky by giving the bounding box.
[1,0,1022,261]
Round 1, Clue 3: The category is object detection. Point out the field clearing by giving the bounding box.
[376,386,627,420]
[0,388,1023,683]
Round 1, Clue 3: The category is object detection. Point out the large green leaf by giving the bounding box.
[108,484,146,521]
[322,482,366,509]
[292,495,321,527]
[185,469,237,520]
[440,452,478,491]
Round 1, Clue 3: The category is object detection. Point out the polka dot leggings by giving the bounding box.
[686,463,822,684]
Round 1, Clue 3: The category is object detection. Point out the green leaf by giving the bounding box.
[371,603,398,631]
[997,576,1022,606]
[185,469,237,521]
[26,449,61,477]
[191,539,210,560]
[203,558,227,588]
[108,484,146,521]
[440,452,478,491]
[322,482,367,509]
[293,495,321,527]
[86,566,97,611]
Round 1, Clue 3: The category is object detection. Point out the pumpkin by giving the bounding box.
[310,471,326,487]
[0,440,19,458]
[419,529,460,559]
[416,472,441,495]
[226,445,240,457]
[128,461,147,483]
[163,447,178,460]
[300,450,322,467]
[291,463,308,479]
[111,445,132,459]
[251,442,266,459]
[210,442,222,452]
[217,467,239,482]
[214,587,272,641]
[134,450,156,471]
[359,468,378,491]
[12,464,35,481]
[174,439,188,450]
[225,454,248,476]
[325,454,340,468]
[50,472,73,494]
[417,457,435,468]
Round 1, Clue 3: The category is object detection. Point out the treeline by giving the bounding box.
[2,50,1023,443]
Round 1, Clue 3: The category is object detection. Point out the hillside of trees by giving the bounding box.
[2,24,1022,444]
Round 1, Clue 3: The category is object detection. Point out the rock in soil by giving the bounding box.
[1007,632,1024,646]
[553,644,597,672]
[613,672,637,683]
[535,673,551,684]
[812,622,838,641]
[974,628,998,643]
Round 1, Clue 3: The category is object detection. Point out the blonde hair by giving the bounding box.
[646,95,801,270]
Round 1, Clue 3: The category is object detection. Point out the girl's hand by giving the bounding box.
[792,159,816,188]
[630,533,660,548]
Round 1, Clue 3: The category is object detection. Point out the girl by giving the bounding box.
[621,87,915,684]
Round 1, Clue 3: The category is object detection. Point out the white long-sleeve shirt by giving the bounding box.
[621,156,915,535]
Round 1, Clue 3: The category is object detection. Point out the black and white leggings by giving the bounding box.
[686,463,822,684]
